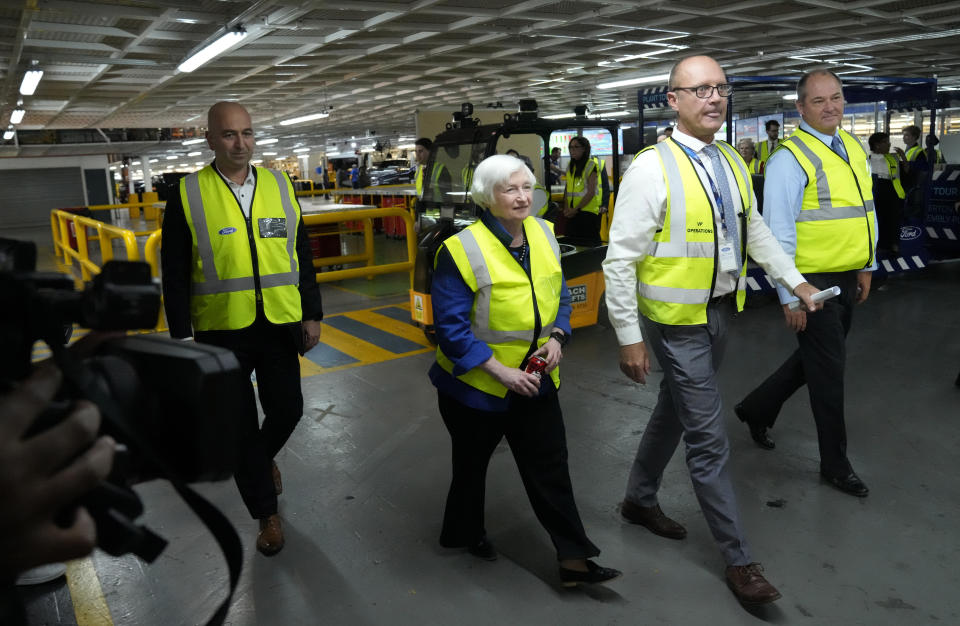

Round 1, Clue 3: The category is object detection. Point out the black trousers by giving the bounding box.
[873,177,902,252]
[196,316,304,519]
[564,211,601,246]
[437,391,599,561]
[738,271,858,477]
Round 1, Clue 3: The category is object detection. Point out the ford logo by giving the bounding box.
[899,225,922,241]
[218,227,237,235]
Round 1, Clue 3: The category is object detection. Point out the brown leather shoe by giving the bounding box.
[257,514,284,556]
[725,563,781,605]
[272,461,283,495]
[620,500,687,539]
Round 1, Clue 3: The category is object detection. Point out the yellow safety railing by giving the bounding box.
[303,206,416,286]
[143,230,168,332]
[51,209,141,281]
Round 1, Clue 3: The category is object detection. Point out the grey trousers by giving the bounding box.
[624,299,752,566]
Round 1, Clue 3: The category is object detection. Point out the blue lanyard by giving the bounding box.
[676,142,734,237]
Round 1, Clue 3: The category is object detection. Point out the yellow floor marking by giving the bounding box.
[66,557,113,626]
[344,309,433,347]
[314,322,398,363]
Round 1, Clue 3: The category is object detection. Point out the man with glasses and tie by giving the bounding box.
[734,70,877,499]
[603,55,819,605]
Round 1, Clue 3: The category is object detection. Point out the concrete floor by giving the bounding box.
[15,220,960,625]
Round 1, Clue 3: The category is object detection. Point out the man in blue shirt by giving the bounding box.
[735,70,877,498]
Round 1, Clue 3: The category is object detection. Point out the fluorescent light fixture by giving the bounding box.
[783,94,799,101]
[10,109,25,124]
[597,73,670,90]
[187,151,202,156]
[177,28,248,73]
[132,161,141,165]
[543,113,576,119]
[279,112,329,126]
[194,161,204,166]
[262,151,277,156]
[109,166,116,171]
[182,138,205,146]
[19,70,43,96]
[166,155,178,160]
[257,137,278,145]
[252,158,263,163]
[149,158,159,163]
[293,147,310,153]
[350,142,357,148]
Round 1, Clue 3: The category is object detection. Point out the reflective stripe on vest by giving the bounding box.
[883,154,905,199]
[635,139,751,325]
[565,158,601,214]
[533,183,550,217]
[435,216,562,397]
[905,145,922,162]
[181,166,301,330]
[781,129,876,273]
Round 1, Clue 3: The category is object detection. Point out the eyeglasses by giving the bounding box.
[671,83,734,99]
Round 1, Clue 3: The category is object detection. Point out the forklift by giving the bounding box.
[409,100,621,343]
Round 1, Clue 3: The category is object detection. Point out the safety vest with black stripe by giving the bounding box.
[905,145,922,161]
[780,129,876,273]
[564,158,601,215]
[180,165,302,331]
[635,139,752,326]
[758,139,779,164]
[882,154,905,199]
[435,216,563,397]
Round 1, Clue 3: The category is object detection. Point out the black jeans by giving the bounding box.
[738,271,859,477]
[196,316,304,519]
[437,391,599,561]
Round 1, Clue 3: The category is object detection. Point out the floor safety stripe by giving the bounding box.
[301,303,432,373]
[30,305,431,375]
[66,557,113,626]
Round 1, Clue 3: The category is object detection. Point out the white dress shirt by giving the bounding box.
[602,129,806,346]
[214,163,256,217]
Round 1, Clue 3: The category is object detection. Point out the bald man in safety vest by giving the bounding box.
[161,101,323,557]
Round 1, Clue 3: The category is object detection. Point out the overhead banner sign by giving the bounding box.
[638,87,669,109]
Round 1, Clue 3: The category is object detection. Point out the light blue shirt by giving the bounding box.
[763,120,878,305]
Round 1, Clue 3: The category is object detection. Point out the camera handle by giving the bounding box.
[51,342,242,626]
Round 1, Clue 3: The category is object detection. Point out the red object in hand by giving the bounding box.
[524,356,548,379]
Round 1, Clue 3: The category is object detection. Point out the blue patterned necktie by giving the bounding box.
[831,135,847,162]
[703,143,741,274]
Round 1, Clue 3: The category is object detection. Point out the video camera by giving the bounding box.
[0,238,245,614]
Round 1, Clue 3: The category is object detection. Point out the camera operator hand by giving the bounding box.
[0,363,115,583]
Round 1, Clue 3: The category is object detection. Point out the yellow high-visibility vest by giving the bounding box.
[905,145,922,161]
[758,139,779,164]
[180,165,302,331]
[415,163,444,198]
[565,158,601,215]
[635,139,752,326]
[780,128,876,273]
[435,216,563,397]
[882,154,905,200]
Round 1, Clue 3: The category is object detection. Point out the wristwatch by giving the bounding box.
[549,330,569,347]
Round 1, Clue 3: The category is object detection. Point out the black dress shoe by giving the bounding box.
[467,537,498,561]
[559,560,622,587]
[735,403,775,450]
[821,471,869,497]
[620,500,686,539]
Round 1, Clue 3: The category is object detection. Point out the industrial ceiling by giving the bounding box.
[1,0,959,158]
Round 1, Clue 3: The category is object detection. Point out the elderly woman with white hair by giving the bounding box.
[428,154,620,587]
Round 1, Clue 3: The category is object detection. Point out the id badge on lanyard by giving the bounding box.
[718,237,738,273]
